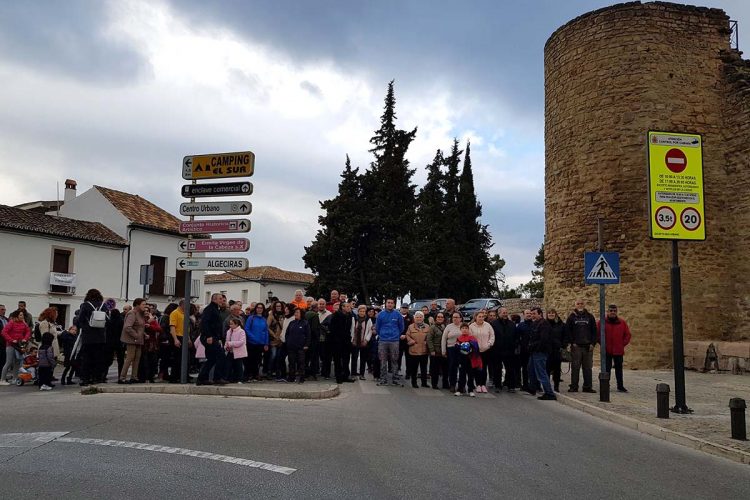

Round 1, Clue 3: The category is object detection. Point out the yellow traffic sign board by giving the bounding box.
[647,131,705,240]
[182,151,255,180]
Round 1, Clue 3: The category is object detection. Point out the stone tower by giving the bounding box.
[544,1,750,368]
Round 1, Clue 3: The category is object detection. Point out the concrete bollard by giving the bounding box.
[729,398,747,441]
[656,383,670,419]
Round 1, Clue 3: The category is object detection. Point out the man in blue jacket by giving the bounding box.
[375,298,404,386]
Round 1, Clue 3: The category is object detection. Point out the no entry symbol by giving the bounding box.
[665,149,687,173]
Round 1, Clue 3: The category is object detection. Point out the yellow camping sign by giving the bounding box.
[647,131,705,241]
[182,151,255,180]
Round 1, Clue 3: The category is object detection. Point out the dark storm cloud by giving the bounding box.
[168,0,615,115]
[0,0,150,84]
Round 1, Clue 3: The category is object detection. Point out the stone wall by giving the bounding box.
[544,1,750,368]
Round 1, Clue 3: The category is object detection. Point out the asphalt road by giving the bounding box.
[0,381,748,499]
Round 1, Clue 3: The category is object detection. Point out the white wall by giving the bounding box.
[58,188,130,239]
[0,231,125,327]
[128,228,205,309]
[202,280,307,306]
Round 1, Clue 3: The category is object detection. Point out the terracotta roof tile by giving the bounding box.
[94,185,181,235]
[205,266,314,285]
[0,204,127,246]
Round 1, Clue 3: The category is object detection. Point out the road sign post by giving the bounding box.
[584,222,620,403]
[178,149,254,384]
[647,131,702,414]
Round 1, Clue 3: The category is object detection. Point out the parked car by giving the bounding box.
[460,298,503,321]
[408,298,449,315]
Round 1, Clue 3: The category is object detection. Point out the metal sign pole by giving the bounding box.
[180,185,195,384]
[597,218,610,402]
[671,240,691,413]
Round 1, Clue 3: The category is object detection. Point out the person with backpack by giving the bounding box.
[77,289,108,386]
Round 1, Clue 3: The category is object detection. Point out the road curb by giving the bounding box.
[556,394,750,465]
[85,383,340,400]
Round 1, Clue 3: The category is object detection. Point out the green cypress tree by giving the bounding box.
[361,81,418,302]
[304,156,370,301]
[412,149,446,298]
[457,141,495,298]
[437,139,465,299]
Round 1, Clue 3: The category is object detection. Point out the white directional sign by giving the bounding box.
[176,257,249,271]
[179,201,252,216]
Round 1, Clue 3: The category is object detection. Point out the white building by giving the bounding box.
[1,180,203,326]
[204,266,314,306]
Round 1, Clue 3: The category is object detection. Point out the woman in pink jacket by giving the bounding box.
[1,310,31,385]
[225,318,248,383]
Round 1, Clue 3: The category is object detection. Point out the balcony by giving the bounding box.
[163,276,201,299]
[49,272,76,295]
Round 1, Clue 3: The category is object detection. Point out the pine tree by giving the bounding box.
[304,156,369,300]
[360,81,418,302]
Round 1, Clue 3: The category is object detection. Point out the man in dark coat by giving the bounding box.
[528,307,556,400]
[197,293,228,386]
[490,307,518,393]
[565,299,598,393]
[328,301,354,384]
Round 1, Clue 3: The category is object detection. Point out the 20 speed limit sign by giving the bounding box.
[680,208,701,231]
[647,131,705,240]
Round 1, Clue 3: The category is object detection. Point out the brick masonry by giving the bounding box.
[544,2,750,368]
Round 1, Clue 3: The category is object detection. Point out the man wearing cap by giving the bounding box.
[597,304,632,392]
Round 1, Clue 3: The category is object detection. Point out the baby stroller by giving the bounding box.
[15,342,38,386]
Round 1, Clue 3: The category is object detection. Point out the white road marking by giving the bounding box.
[55,437,296,475]
[0,432,69,447]
[0,433,296,475]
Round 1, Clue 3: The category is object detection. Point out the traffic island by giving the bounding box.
[85,382,340,400]
[555,369,750,465]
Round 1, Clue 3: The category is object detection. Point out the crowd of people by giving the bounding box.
[0,290,632,399]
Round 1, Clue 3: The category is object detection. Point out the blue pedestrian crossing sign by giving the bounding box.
[584,252,620,284]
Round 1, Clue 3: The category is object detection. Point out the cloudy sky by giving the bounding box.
[1,0,747,288]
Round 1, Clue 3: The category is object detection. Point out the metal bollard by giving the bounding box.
[656,383,670,419]
[729,398,747,441]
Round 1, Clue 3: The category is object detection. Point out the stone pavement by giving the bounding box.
[89,380,339,399]
[556,369,750,464]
